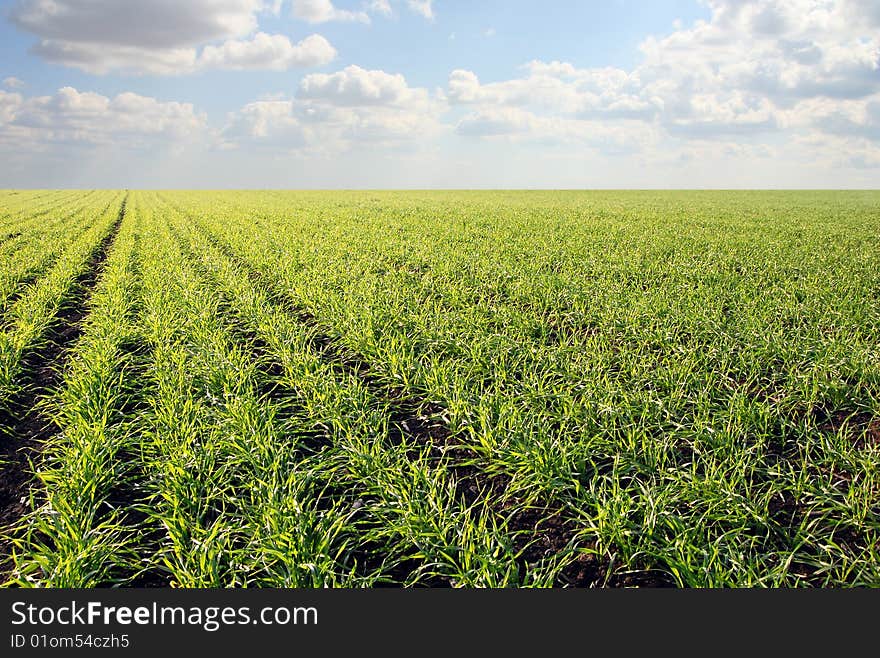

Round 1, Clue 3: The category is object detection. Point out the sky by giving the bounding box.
[0,0,878,189]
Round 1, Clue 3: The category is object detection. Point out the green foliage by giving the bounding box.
[2,189,878,587]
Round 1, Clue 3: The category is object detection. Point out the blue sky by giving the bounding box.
[0,1,878,188]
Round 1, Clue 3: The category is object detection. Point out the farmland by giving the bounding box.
[0,189,878,587]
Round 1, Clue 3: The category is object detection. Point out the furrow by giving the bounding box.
[170,212,598,586]
[0,194,128,581]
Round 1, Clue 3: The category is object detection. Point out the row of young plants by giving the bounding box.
[163,198,556,586]
[4,190,878,586]
[10,192,556,586]
[9,191,141,586]
[0,190,110,314]
[163,190,880,586]
[0,191,86,230]
[0,191,125,414]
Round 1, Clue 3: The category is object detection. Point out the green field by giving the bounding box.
[0,189,878,587]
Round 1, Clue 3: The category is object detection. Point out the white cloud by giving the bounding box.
[448,66,659,120]
[447,0,880,164]
[2,77,24,89]
[844,0,880,29]
[794,130,880,168]
[11,0,335,74]
[298,65,423,106]
[631,0,880,138]
[406,0,434,20]
[455,105,657,155]
[30,40,199,76]
[30,32,336,75]
[5,0,879,185]
[0,86,206,150]
[223,65,445,153]
[368,0,392,16]
[638,1,880,110]
[0,92,22,125]
[222,99,307,148]
[198,33,337,71]
[663,92,780,136]
[11,0,267,48]
[810,97,880,141]
[292,0,370,24]
[455,106,534,137]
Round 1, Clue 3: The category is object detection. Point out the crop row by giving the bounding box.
[2,189,878,587]
[0,191,125,412]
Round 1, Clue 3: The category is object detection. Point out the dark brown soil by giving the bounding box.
[819,410,880,449]
[0,196,126,581]
[866,419,880,448]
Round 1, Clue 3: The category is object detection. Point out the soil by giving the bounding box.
[0,197,126,581]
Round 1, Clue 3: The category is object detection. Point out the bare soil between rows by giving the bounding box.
[0,197,126,581]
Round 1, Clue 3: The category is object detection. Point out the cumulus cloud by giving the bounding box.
[29,32,336,75]
[795,130,880,169]
[628,0,880,141]
[222,65,444,152]
[455,105,657,155]
[2,77,24,89]
[447,66,661,154]
[455,107,534,137]
[5,0,879,184]
[199,33,336,71]
[29,40,196,76]
[222,99,307,148]
[639,1,880,108]
[299,65,422,106]
[291,0,370,24]
[812,98,880,141]
[448,65,655,118]
[447,0,880,164]
[10,0,266,48]
[10,0,335,74]
[0,86,206,150]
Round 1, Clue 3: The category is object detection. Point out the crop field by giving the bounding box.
[0,189,878,588]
